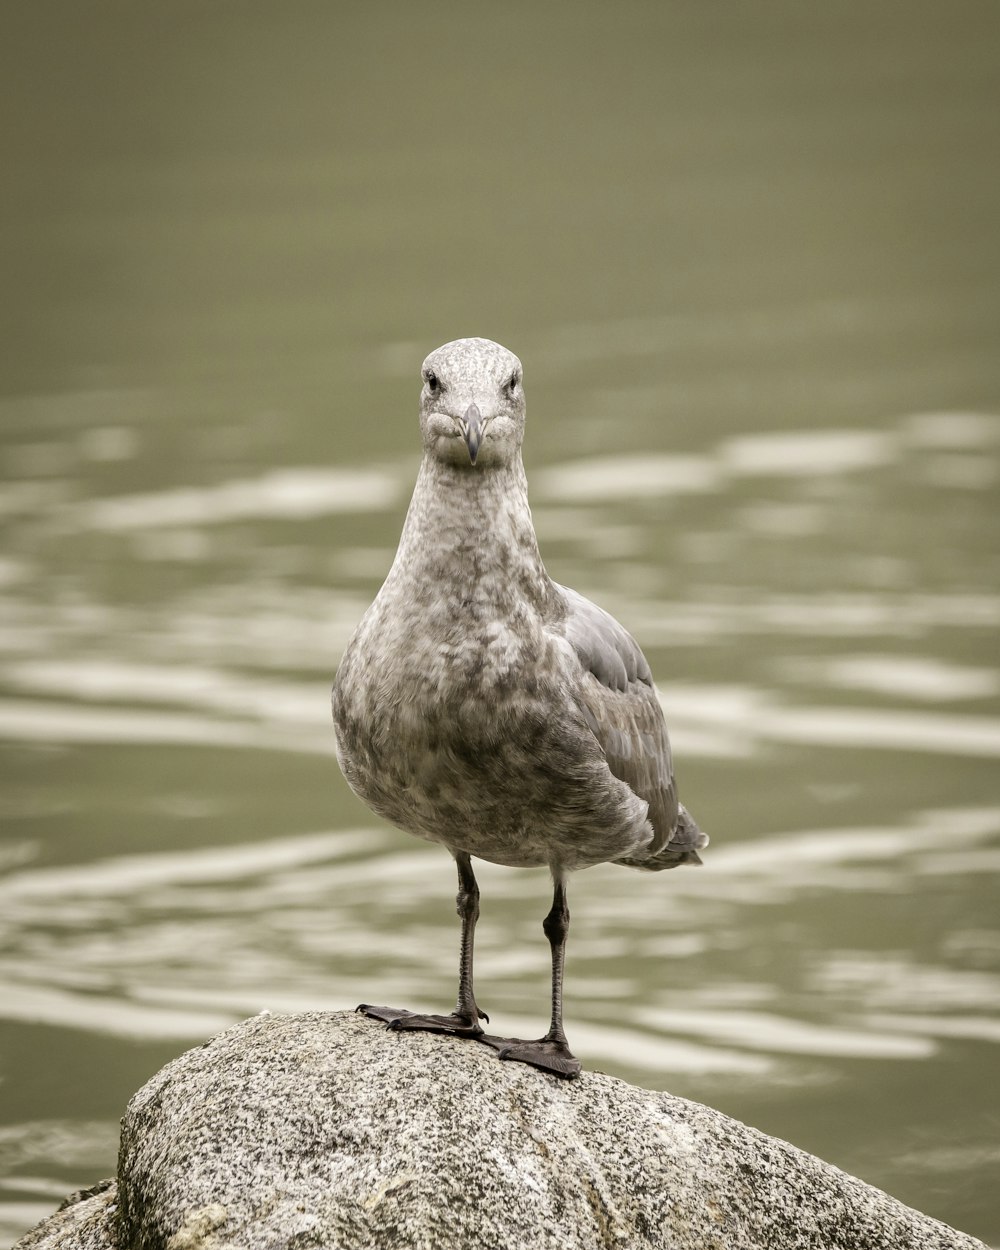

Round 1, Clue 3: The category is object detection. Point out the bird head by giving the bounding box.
[418,338,525,469]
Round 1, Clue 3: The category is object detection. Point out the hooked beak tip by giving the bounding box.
[462,403,483,465]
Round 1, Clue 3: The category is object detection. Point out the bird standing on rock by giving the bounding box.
[332,337,707,1078]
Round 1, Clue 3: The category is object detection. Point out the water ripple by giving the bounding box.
[72,466,405,530]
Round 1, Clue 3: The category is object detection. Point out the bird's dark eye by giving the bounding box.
[425,371,440,393]
[506,372,520,395]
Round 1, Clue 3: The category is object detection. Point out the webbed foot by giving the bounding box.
[479,1033,582,1078]
[356,1003,487,1038]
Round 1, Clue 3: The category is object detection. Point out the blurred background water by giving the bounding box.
[1,2,999,1245]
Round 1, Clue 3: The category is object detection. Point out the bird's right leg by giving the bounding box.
[358,851,488,1038]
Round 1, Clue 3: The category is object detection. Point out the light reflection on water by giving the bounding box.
[0,1121,119,1250]
[73,466,404,531]
[2,806,997,1058]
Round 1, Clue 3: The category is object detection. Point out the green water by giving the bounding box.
[2,3,999,1245]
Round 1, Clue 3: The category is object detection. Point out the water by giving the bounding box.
[2,3,999,1245]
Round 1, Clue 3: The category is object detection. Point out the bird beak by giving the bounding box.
[460,403,484,465]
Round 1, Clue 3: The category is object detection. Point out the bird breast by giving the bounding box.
[332,597,652,870]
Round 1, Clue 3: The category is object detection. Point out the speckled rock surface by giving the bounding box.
[17,1011,987,1250]
[14,1181,117,1250]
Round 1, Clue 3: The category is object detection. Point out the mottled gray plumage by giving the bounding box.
[332,337,706,1075]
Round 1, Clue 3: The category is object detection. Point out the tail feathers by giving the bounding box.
[616,804,709,872]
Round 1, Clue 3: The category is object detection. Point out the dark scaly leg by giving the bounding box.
[358,851,488,1037]
[481,872,581,1077]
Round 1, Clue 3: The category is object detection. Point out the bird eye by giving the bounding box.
[425,371,440,393]
[506,372,520,395]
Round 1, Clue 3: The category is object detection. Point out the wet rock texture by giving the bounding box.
[16,1010,987,1250]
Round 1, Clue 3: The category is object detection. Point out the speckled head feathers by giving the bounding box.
[421,338,522,392]
[419,338,525,469]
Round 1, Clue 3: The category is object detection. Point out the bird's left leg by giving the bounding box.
[358,851,488,1038]
[480,871,581,1077]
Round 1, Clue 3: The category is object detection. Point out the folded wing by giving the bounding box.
[556,584,705,869]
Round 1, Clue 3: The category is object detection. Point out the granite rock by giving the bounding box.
[14,1181,117,1250]
[16,1010,988,1250]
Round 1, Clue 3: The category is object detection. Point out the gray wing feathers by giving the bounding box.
[560,585,653,692]
[556,585,706,869]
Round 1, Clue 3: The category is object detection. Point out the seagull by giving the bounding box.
[332,337,707,1077]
